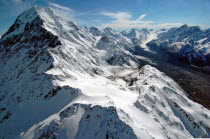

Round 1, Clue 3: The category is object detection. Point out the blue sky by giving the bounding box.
[0,0,210,35]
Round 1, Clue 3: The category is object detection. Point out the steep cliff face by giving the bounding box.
[0,6,209,139]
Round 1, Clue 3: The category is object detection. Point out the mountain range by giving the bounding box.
[147,25,210,67]
[0,6,209,139]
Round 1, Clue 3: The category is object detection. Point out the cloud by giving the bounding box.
[48,2,72,12]
[137,14,147,21]
[100,11,153,26]
[197,24,210,29]
[48,2,96,25]
[94,19,101,22]
[101,12,132,20]
[48,2,74,21]
[99,11,185,29]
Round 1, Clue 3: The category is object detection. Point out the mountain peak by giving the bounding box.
[131,28,137,31]
[104,27,113,32]
[1,6,65,40]
[1,6,40,39]
[103,27,122,37]
[179,24,189,30]
[89,27,104,36]
[140,28,150,33]
[104,27,112,30]
[17,6,60,25]
[17,6,39,22]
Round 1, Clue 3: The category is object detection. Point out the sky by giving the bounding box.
[0,0,210,35]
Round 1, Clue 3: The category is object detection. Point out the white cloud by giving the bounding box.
[101,12,132,20]
[48,2,74,21]
[48,2,72,12]
[99,11,185,29]
[100,12,153,28]
[197,24,210,29]
[137,14,147,21]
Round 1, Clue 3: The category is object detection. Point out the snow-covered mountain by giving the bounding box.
[121,28,151,45]
[89,27,105,36]
[88,27,151,57]
[0,6,209,139]
[88,26,124,39]
[147,25,210,67]
[88,27,151,46]
[96,36,139,67]
[88,26,141,57]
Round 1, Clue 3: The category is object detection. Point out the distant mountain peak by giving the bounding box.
[89,26,104,36]
[104,27,113,31]
[180,24,189,29]
[130,28,138,31]
[103,27,115,34]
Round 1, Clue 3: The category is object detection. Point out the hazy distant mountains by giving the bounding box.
[147,24,210,67]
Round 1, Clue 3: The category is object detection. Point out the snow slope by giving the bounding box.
[0,6,209,139]
[21,65,210,139]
